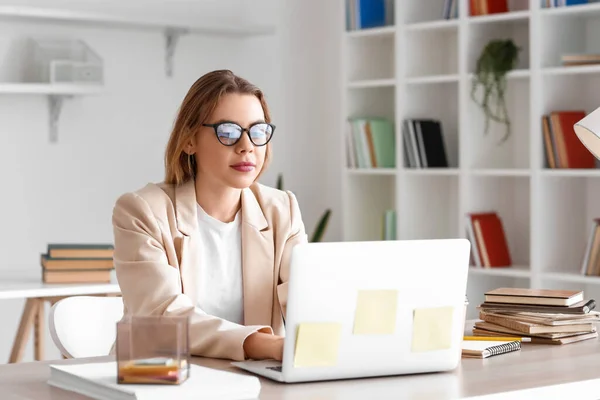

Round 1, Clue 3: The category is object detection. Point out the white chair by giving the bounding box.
[49,296,124,358]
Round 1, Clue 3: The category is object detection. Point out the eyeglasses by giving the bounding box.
[202,121,275,146]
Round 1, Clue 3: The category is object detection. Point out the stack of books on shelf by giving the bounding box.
[41,243,114,284]
[561,53,600,67]
[382,209,396,240]
[580,218,600,276]
[469,0,508,16]
[346,117,395,169]
[474,288,599,345]
[465,211,512,268]
[402,119,448,169]
[542,110,597,169]
[542,0,596,9]
[345,0,393,31]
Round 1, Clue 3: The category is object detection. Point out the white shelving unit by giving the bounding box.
[341,0,600,318]
[0,4,275,143]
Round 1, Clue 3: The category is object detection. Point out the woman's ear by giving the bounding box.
[184,136,196,155]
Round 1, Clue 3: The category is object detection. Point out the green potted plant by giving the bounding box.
[276,174,331,242]
[471,39,520,144]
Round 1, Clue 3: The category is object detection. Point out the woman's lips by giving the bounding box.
[231,162,255,172]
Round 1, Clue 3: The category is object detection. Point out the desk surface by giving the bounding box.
[2,326,600,400]
[0,275,120,300]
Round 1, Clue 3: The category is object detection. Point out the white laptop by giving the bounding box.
[232,238,470,383]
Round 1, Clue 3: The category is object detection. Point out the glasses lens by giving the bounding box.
[249,123,273,145]
[216,123,242,145]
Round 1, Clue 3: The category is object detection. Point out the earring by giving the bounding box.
[187,153,193,175]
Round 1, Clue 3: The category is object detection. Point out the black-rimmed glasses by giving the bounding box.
[202,121,275,146]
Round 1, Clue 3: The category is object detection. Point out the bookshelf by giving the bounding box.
[341,0,600,318]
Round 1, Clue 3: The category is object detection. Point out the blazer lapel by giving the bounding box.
[174,180,198,303]
[241,188,274,327]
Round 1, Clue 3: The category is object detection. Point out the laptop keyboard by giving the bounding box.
[267,366,282,372]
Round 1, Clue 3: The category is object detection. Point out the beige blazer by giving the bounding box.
[111,179,308,361]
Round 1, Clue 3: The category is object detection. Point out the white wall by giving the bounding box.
[0,0,342,363]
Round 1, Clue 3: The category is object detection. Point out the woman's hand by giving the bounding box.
[243,331,284,361]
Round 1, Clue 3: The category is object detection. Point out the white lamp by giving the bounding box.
[574,106,600,160]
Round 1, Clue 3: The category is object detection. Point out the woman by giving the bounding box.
[112,69,308,362]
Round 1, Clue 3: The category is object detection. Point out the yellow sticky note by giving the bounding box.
[294,322,342,367]
[411,306,455,352]
[353,289,398,335]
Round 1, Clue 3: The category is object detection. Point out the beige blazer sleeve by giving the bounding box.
[276,191,309,318]
[112,192,272,361]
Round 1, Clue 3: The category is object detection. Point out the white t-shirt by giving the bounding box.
[195,203,244,325]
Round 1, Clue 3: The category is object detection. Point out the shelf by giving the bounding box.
[0,5,275,78]
[469,265,531,278]
[346,26,395,38]
[540,2,600,18]
[540,169,600,178]
[0,5,274,36]
[542,65,600,77]
[404,19,458,32]
[405,74,459,85]
[0,83,103,95]
[542,272,600,285]
[346,168,396,176]
[347,79,396,89]
[468,169,531,177]
[0,83,104,143]
[468,10,530,24]
[403,168,459,176]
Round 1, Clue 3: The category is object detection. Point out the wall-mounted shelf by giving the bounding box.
[0,5,276,77]
[0,83,104,143]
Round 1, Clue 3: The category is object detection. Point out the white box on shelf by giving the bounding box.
[30,38,103,84]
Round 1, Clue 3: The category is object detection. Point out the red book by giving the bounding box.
[472,214,512,267]
[551,111,595,169]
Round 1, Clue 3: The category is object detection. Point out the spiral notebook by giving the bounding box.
[462,340,521,359]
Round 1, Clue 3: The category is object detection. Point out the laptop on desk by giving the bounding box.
[232,238,471,383]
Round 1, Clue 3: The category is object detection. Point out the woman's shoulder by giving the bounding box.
[248,183,304,229]
[113,181,176,219]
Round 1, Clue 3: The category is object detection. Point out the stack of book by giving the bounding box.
[465,211,512,268]
[474,288,599,345]
[346,117,395,169]
[469,0,508,16]
[41,243,114,284]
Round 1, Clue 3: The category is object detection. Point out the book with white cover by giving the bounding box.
[47,361,261,400]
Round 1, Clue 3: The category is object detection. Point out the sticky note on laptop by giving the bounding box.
[294,322,342,367]
[411,306,454,352]
[353,289,398,335]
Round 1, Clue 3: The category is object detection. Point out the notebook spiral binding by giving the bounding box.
[488,341,521,356]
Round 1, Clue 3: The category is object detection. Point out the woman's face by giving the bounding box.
[191,93,271,189]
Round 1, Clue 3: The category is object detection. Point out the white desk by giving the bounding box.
[1,330,600,399]
[0,275,120,363]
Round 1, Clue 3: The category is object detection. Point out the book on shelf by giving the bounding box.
[345,0,393,31]
[542,110,596,169]
[561,53,600,66]
[465,211,512,268]
[542,0,591,8]
[402,118,448,169]
[346,117,395,169]
[470,0,508,16]
[443,0,459,19]
[580,219,600,276]
[41,243,114,284]
[382,209,396,240]
[461,339,520,359]
[473,288,599,345]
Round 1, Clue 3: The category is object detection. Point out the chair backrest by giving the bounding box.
[49,296,124,358]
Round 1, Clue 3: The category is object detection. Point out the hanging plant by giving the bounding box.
[471,39,520,144]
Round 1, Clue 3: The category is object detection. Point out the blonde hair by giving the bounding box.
[164,69,272,185]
